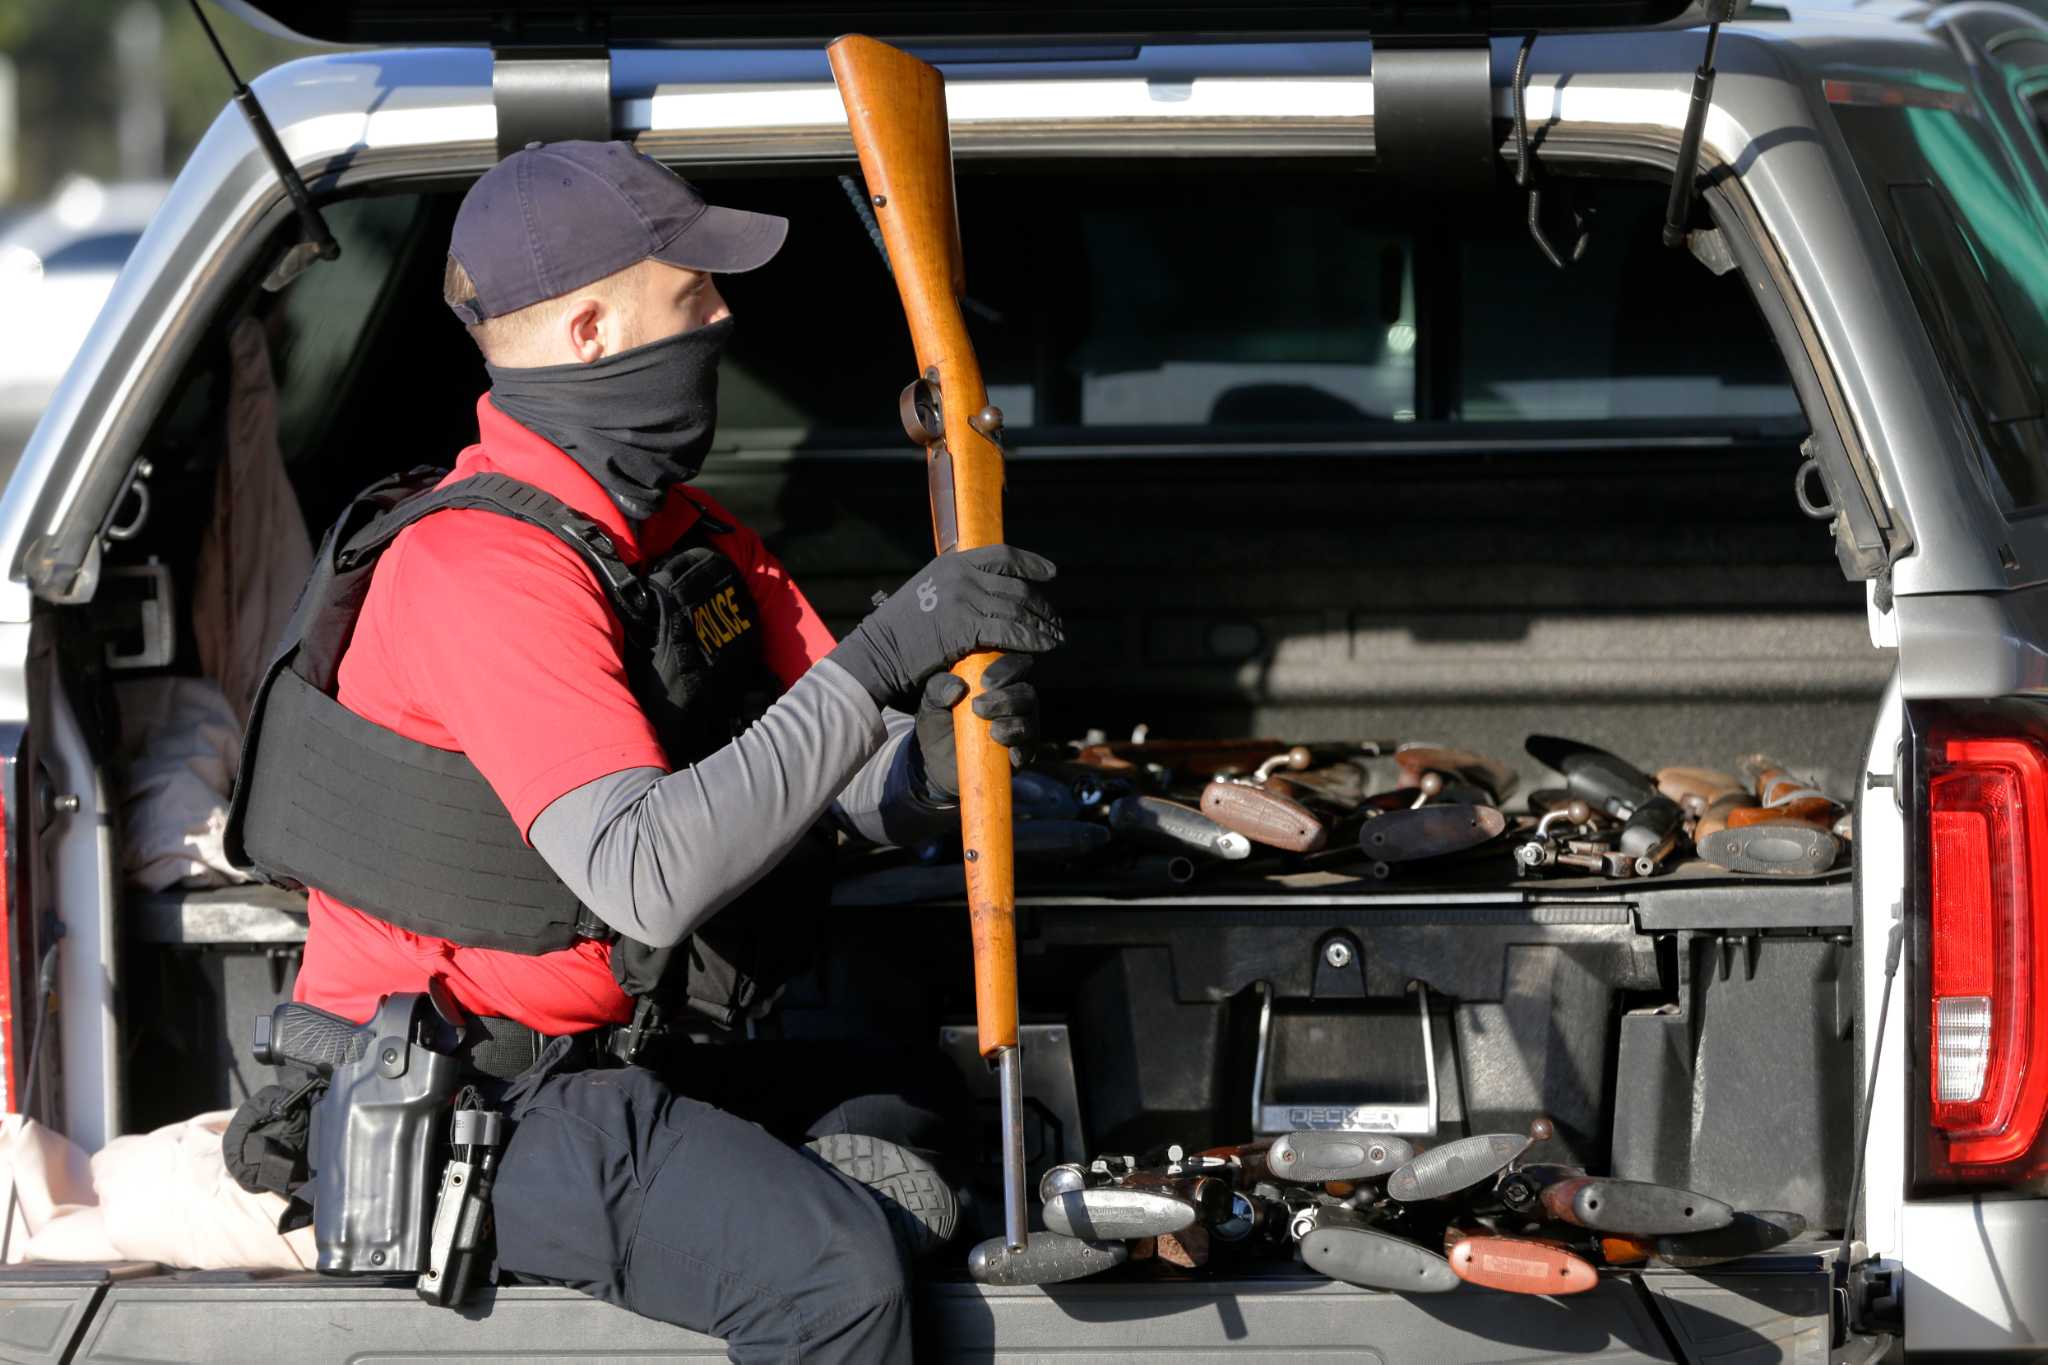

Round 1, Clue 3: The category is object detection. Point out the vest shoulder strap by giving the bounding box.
[338,473,654,628]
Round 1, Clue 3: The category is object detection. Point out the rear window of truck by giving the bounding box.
[707,167,1801,452]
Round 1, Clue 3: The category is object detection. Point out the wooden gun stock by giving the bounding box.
[1199,781,1329,852]
[1396,745,1519,804]
[1725,802,1838,831]
[830,34,1014,1063]
[1655,766,1746,815]
[1738,755,1844,828]
[1692,790,1752,841]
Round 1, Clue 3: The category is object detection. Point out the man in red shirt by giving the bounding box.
[277,142,1061,1360]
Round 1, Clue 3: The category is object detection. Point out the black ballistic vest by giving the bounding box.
[226,469,826,1022]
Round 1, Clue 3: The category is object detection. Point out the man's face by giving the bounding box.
[626,260,731,346]
[559,259,730,365]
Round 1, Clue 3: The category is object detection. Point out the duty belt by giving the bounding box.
[462,1015,562,1081]
[462,1001,669,1081]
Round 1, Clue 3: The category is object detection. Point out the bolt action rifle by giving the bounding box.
[828,34,1042,1276]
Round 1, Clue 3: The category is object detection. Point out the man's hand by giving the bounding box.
[829,545,1062,711]
[912,654,1038,803]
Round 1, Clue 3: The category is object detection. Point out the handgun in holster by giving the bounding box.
[254,982,499,1304]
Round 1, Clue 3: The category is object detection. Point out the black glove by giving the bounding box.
[912,653,1039,803]
[829,545,1062,711]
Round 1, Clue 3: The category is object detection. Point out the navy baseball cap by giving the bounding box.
[448,140,788,324]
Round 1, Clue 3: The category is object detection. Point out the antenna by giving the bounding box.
[186,0,339,283]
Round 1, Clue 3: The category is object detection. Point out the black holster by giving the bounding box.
[253,990,465,1276]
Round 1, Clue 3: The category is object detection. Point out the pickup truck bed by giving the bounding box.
[0,1249,1849,1365]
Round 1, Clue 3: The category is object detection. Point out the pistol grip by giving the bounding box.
[260,1001,370,1075]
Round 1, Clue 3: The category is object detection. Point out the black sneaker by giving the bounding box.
[806,1133,960,1260]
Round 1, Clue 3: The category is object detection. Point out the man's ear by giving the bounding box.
[564,296,605,363]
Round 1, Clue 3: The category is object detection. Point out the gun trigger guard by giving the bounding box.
[900,371,943,446]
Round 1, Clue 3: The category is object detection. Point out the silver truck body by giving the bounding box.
[7,6,2047,1353]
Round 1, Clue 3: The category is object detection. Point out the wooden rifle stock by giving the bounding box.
[829,35,1015,1063]
[1654,766,1746,815]
[1396,745,1519,804]
[1739,755,1844,828]
[1692,790,1752,841]
[1200,780,1329,852]
[1725,801,1838,831]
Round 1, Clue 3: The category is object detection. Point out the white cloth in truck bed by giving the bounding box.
[0,1112,313,1270]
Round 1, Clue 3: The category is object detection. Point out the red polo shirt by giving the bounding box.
[293,396,837,1032]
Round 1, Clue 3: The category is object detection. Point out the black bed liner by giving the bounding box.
[0,1248,1847,1365]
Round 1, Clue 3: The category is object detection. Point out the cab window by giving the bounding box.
[706,166,1800,453]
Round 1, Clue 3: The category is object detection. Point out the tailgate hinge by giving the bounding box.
[493,46,614,160]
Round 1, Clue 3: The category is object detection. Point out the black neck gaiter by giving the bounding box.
[486,317,734,520]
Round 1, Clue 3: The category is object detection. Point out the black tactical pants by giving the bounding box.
[489,1041,912,1364]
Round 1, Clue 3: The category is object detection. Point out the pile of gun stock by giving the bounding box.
[969,1122,1806,1291]
[948,732,1851,885]
[946,731,1844,1287]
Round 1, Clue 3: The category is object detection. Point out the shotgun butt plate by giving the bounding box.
[1043,1188,1199,1240]
[1268,1131,1415,1184]
[1299,1218,1458,1293]
[1446,1234,1599,1295]
[1358,803,1506,863]
[1539,1176,1734,1236]
[1695,824,1840,875]
[967,1231,1128,1285]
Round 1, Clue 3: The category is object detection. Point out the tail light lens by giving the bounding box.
[1927,737,2048,1177]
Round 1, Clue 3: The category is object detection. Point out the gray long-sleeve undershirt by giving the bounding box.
[527,657,958,948]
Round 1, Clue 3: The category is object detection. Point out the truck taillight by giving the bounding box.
[1927,737,2048,1177]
